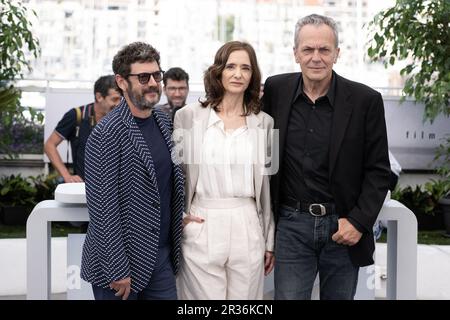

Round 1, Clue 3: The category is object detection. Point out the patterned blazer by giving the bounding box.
[80,99,185,292]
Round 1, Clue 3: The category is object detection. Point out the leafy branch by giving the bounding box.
[367,0,450,122]
[0,0,40,82]
[0,0,41,158]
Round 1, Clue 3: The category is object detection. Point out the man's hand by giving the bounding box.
[63,174,83,183]
[110,277,131,300]
[264,251,275,276]
[45,131,83,183]
[331,218,362,246]
[182,214,204,227]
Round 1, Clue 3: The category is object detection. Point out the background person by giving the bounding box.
[44,75,121,183]
[157,67,189,121]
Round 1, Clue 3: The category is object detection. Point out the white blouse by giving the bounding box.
[196,110,255,199]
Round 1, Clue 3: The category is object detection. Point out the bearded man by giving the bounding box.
[80,42,185,300]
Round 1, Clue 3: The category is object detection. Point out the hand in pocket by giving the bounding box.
[182,214,204,228]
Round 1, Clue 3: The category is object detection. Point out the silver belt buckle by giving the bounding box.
[309,204,326,216]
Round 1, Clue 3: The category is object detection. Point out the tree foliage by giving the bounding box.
[367,0,450,122]
[0,0,40,82]
[0,0,41,157]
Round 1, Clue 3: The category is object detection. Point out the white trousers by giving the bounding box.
[177,197,265,300]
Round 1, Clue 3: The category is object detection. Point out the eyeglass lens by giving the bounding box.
[138,72,163,84]
[128,71,164,84]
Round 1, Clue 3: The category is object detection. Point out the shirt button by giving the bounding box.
[309,128,314,133]
[312,105,316,110]
[305,151,310,157]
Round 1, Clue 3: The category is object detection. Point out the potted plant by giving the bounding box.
[0,114,44,156]
[391,184,444,231]
[0,174,36,225]
[30,173,59,203]
[0,0,40,158]
[438,190,450,237]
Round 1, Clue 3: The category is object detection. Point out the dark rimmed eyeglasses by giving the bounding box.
[127,71,165,84]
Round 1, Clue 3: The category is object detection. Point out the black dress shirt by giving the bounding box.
[280,74,336,204]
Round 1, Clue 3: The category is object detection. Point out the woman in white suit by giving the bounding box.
[173,41,275,300]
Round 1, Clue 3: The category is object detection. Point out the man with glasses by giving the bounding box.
[81,42,185,300]
[157,67,189,121]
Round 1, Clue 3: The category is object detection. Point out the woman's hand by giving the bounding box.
[182,214,204,227]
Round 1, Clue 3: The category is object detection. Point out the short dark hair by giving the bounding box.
[112,42,161,77]
[201,41,262,115]
[163,67,189,86]
[93,75,118,101]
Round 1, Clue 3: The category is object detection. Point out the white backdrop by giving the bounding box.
[383,97,449,170]
[44,88,93,163]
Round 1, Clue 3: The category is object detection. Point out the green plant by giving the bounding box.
[367,0,450,121]
[0,0,40,82]
[433,135,450,199]
[0,0,41,158]
[435,135,450,176]
[367,0,450,200]
[425,179,450,206]
[0,174,36,207]
[29,173,59,203]
[392,180,450,217]
[391,185,436,216]
[0,110,44,155]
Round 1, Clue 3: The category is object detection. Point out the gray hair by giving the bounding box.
[294,14,339,48]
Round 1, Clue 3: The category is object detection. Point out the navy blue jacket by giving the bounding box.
[80,99,185,292]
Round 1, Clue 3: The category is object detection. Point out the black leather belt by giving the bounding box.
[281,197,335,216]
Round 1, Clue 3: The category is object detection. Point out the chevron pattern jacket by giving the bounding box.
[80,99,185,292]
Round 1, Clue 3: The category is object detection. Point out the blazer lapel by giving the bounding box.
[277,73,301,166]
[153,110,174,152]
[247,113,264,211]
[153,110,185,213]
[188,105,211,202]
[153,109,184,179]
[120,102,159,190]
[329,74,353,178]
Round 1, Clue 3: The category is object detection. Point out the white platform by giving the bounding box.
[2,239,450,299]
[23,184,419,299]
[54,183,86,204]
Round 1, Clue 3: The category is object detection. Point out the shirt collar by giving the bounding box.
[207,108,223,129]
[206,108,252,132]
[295,71,336,107]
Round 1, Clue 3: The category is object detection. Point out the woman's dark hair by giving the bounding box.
[201,41,262,115]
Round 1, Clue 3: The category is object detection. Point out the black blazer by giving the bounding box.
[263,71,390,267]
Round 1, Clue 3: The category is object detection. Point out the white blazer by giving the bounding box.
[173,102,275,251]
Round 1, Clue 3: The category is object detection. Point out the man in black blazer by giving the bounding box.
[263,14,390,300]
